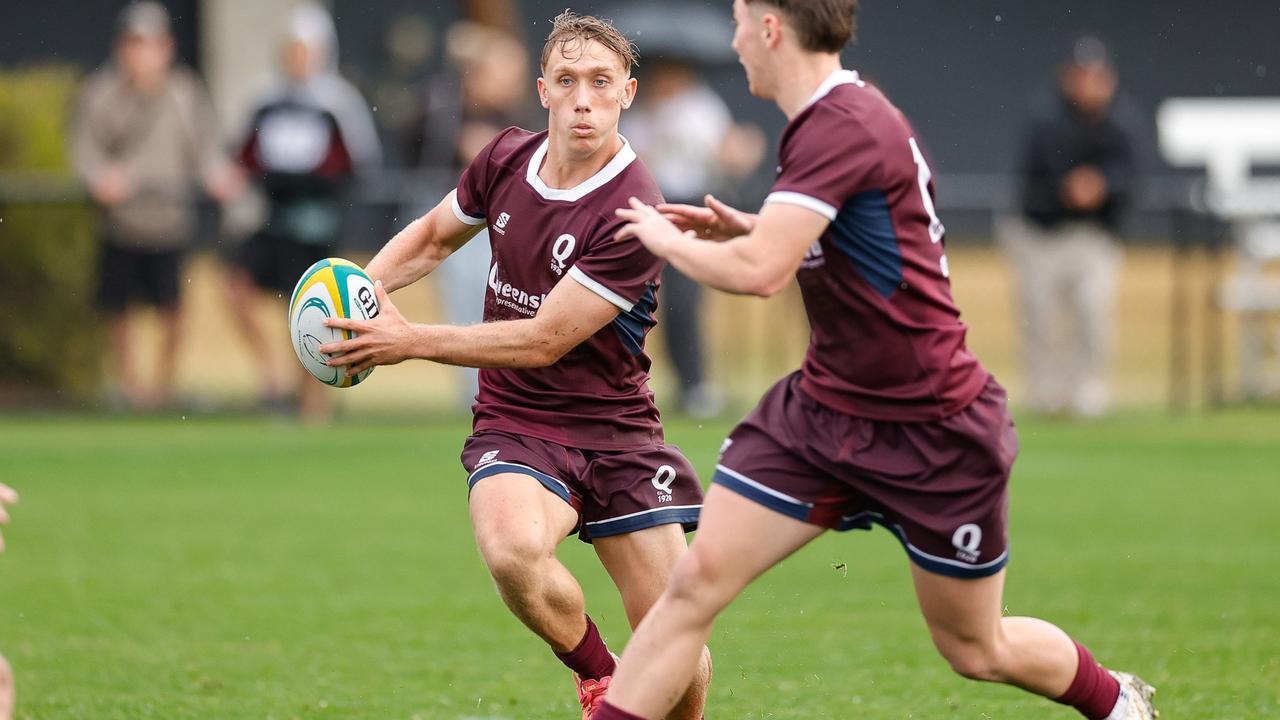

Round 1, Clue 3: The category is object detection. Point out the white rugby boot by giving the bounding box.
[1106,671,1159,719]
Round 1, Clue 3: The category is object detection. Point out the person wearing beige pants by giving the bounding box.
[1000,217,1122,416]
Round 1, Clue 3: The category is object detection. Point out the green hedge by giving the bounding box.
[0,67,100,405]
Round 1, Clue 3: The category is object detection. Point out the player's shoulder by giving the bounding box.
[485,126,546,169]
[606,149,663,206]
[790,86,918,179]
[791,75,907,141]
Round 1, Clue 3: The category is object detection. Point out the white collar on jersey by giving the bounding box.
[804,69,866,109]
[525,135,638,202]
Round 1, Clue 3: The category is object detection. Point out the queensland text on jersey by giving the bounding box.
[453,127,669,449]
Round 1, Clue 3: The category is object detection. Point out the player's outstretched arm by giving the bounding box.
[319,275,620,375]
[0,483,17,553]
[363,190,485,292]
[617,197,828,297]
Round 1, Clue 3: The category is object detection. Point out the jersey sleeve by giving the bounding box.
[452,128,515,226]
[765,107,879,222]
[567,216,663,312]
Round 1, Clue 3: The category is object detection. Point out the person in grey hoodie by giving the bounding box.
[224,2,382,420]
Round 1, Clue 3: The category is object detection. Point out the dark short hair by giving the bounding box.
[541,10,639,73]
[745,0,858,53]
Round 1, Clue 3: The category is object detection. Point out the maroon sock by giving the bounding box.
[1054,640,1122,720]
[554,615,617,681]
[592,701,646,720]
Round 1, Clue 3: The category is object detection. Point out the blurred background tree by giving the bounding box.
[0,67,100,406]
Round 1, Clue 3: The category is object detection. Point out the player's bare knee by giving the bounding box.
[667,549,730,616]
[477,535,547,593]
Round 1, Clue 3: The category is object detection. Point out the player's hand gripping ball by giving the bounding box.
[288,258,380,387]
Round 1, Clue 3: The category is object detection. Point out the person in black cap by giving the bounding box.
[1002,36,1140,418]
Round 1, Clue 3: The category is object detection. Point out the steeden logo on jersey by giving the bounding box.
[488,263,546,317]
[493,211,511,235]
[800,239,825,269]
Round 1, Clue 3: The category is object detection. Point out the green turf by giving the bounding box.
[1,409,1277,719]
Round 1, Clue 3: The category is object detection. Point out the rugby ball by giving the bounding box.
[288,258,380,387]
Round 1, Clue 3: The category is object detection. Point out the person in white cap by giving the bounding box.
[224,2,382,420]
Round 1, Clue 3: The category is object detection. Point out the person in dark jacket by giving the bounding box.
[1002,36,1139,417]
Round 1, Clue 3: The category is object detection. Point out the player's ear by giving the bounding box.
[619,76,637,109]
[761,12,783,48]
[536,76,550,109]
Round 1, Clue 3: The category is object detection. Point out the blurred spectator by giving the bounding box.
[411,22,535,410]
[1002,37,1139,417]
[72,1,240,411]
[623,57,765,417]
[225,2,381,420]
[1,481,18,720]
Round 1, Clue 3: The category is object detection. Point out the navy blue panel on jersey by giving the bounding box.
[830,190,903,298]
[612,283,658,356]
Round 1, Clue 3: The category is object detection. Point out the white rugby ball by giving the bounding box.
[287,257,380,387]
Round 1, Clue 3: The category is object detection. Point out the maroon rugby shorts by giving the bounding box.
[461,430,703,542]
[713,372,1017,578]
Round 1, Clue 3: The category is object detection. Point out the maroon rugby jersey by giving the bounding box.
[452,127,666,450]
[766,70,988,421]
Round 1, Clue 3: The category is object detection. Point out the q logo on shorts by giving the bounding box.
[551,234,576,275]
[951,523,983,563]
[651,465,677,503]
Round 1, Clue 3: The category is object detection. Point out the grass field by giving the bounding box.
[1,410,1278,719]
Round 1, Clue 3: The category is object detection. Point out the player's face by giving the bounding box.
[731,0,773,100]
[537,38,637,159]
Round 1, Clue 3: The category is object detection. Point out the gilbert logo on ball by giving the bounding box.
[287,258,379,388]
